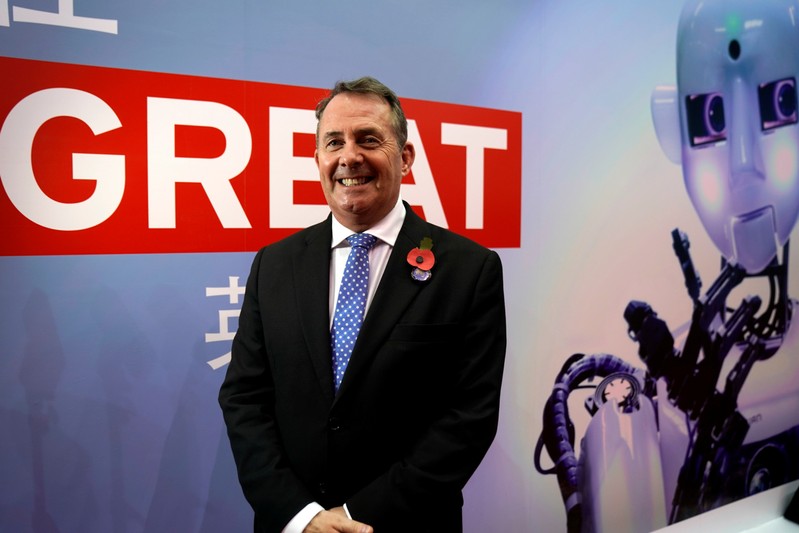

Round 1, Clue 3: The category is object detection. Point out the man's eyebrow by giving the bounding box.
[321,127,383,139]
[322,130,343,140]
[354,126,381,136]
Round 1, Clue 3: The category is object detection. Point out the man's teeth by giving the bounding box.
[341,177,368,187]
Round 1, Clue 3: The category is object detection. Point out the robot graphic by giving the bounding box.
[536,1,799,531]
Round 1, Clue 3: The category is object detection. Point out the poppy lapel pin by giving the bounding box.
[407,237,435,282]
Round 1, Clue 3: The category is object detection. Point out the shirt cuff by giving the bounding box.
[343,503,353,519]
[281,502,325,533]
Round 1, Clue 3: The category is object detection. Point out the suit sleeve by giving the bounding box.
[346,249,507,523]
[218,248,315,532]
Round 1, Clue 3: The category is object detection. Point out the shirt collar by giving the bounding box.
[331,197,406,249]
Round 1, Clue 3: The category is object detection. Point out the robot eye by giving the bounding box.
[759,77,797,131]
[686,92,726,146]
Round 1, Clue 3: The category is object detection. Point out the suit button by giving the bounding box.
[328,417,342,431]
[318,482,327,494]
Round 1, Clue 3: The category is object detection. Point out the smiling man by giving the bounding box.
[219,77,507,533]
[315,86,414,233]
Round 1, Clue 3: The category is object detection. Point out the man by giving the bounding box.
[219,76,507,533]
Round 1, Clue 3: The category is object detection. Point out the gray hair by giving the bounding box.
[315,76,408,147]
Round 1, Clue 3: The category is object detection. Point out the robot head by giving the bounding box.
[652,0,799,273]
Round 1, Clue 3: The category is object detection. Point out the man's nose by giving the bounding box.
[339,141,363,167]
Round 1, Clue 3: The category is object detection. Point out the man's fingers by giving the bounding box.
[348,523,372,533]
[337,517,372,533]
[303,510,373,533]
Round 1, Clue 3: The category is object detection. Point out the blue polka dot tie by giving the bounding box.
[331,233,377,392]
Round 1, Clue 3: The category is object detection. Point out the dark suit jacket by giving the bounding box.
[219,203,506,532]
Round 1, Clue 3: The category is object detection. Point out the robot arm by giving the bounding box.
[628,230,750,416]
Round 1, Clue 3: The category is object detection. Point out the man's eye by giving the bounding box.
[759,77,797,131]
[326,139,343,148]
[686,92,726,147]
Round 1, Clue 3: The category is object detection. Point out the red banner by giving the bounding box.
[0,57,521,255]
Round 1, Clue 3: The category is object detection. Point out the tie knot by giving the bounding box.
[346,233,377,250]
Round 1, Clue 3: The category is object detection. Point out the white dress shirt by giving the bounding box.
[281,197,406,533]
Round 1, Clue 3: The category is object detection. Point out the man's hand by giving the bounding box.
[303,507,373,533]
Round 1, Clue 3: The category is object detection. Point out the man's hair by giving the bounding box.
[315,76,408,147]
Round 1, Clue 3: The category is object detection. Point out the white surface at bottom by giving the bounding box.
[743,517,799,532]
[655,481,799,533]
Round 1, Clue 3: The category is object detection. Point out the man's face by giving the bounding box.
[315,92,415,232]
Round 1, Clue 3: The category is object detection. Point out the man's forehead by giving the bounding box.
[319,94,392,134]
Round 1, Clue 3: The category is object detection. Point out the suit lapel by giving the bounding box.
[293,216,336,404]
[335,205,431,399]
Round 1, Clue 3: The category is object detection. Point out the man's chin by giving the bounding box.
[332,202,384,230]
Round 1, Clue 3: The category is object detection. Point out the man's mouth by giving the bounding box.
[338,176,372,187]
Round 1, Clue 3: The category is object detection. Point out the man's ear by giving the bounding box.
[401,142,416,175]
[651,85,682,164]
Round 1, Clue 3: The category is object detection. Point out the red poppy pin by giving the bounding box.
[407,237,435,281]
